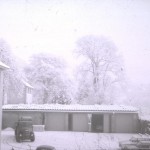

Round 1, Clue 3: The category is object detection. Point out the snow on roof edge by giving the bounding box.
[2,104,138,112]
[0,61,9,69]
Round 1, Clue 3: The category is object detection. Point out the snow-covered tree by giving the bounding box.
[25,53,74,104]
[0,39,24,104]
[75,35,125,104]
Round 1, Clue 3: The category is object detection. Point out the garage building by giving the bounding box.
[2,104,139,133]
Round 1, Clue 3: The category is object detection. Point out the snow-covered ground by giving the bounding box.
[1,129,137,150]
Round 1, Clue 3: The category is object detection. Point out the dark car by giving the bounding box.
[15,116,35,142]
[36,145,56,150]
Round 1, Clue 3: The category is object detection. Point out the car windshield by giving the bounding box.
[19,121,32,128]
[130,137,138,142]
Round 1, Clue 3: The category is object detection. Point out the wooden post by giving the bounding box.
[88,114,92,132]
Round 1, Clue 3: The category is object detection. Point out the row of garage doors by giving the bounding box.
[45,112,104,132]
[2,111,138,133]
[44,112,138,133]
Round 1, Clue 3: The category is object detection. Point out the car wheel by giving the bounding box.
[15,130,17,136]
[31,134,35,142]
[17,133,22,143]
[16,136,19,142]
[16,136,20,142]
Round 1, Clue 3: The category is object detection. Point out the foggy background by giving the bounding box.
[0,0,150,113]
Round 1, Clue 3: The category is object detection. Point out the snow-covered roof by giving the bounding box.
[2,104,138,113]
[0,61,9,70]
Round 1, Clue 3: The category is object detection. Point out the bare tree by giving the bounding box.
[75,35,124,104]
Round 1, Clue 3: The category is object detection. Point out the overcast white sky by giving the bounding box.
[0,0,150,84]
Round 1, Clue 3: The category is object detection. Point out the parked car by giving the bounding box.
[119,135,150,149]
[36,145,56,150]
[15,116,35,142]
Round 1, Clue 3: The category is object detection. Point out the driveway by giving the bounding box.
[1,129,136,150]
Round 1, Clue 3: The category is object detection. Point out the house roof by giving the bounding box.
[0,61,9,70]
[2,104,138,113]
